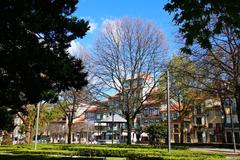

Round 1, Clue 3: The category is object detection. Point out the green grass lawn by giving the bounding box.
[0,144,229,160]
[107,158,126,160]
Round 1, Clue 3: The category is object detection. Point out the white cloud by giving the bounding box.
[80,16,98,33]
[89,22,97,33]
[68,40,90,60]
[101,18,117,28]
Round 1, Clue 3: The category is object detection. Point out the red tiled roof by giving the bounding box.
[74,115,85,123]
[108,93,121,99]
[86,106,97,112]
[143,100,160,106]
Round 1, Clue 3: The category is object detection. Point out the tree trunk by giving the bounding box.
[235,91,240,125]
[24,122,32,144]
[220,96,226,143]
[67,123,72,144]
[180,121,184,144]
[127,118,133,145]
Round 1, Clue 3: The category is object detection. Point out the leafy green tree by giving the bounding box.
[146,123,167,146]
[158,54,209,143]
[17,103,64,144]
[0,107,14,131]
[0,107,14,145]
[164,0,240,51]
[0,0,89,112]
[164,0,240,123]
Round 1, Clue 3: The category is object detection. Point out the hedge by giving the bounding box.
[0,144,227,160]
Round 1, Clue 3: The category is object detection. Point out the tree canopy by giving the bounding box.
[164,0,240,52]
[0,0,89,112]
[94,17,167,144]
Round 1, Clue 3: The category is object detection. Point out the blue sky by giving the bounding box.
[70,0,180,57]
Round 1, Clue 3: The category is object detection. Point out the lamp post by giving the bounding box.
[221,115,225,143]
[166,69,171,152]
[225,98,236,153]
[111,111,114,144]
[34,103,40,150]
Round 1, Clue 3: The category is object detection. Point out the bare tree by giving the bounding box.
[72,122,95,143]
[93,17,167,144]
[46,122,67,143]
[177,25,240,122]
[57,88,91,144]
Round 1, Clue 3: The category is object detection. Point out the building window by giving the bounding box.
[144,120,149,124]
[174,124,179,133]
[149,107,154,115]
[123,81,129,88]
[235,132,240,143]
[143,108,149,116]
[96,114,101,119]
[208,123,213,128]
[184,123,189,128]
[162,113,167,120]
[154,107,159,115]
[227,132,232,143]
[216,123,221,130]
[196,117,202,125]
[197,107,202,114]
[215,109,221,116]
[210,134,215,142]
[208,110,214,116]
[197,132,203,143]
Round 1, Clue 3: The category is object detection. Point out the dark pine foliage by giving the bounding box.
[0,0,90,113]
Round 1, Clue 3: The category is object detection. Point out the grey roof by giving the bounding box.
[101,114,127,123]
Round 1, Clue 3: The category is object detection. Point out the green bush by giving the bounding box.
[146,123,167,147]
[0,144,227,160]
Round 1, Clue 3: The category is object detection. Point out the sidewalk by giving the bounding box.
[190,147,240,158]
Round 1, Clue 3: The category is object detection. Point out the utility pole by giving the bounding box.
[225,98,237,153]
[112,111,114,144]
[86,123,89,144]
[167,69,171,152]
[34,103,40,150]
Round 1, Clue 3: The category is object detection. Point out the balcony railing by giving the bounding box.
[224,123,240,128]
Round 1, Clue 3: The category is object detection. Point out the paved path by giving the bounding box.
[190,147,240,159]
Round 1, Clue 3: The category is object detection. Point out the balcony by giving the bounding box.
[224,123,240,129]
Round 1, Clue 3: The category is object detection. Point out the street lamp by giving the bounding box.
[224,98,236,153]
[34,103,40,150]
[111,111,114,144]
[221,115,225,143]
[166,69,171,152]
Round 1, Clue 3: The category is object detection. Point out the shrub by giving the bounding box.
[145,123,167,147]
[0,144,227,160]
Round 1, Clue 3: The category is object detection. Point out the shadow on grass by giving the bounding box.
[0,154,107,160]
